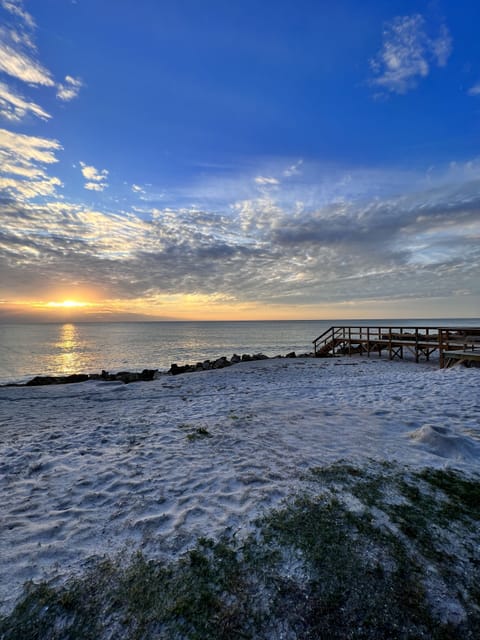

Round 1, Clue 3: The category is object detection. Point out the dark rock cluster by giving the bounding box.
[169,353,269,375]
[4,350,316,386]
[168,350,313,375]
[9,369,158,387]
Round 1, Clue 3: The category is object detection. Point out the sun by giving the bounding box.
[46,300,89,308]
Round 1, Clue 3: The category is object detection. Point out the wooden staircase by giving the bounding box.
[315,337,343,357]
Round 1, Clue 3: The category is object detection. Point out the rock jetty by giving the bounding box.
[3,351,315,387]
[5,369,158,387]
[168,350,313,375]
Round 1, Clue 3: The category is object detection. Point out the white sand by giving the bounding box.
[1,356,479,612]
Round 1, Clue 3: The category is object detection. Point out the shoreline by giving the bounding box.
[0,350,312,387]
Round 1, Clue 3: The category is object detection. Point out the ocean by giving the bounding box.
[0,318,478,384]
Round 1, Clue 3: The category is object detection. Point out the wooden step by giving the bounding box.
[315,338,342,357]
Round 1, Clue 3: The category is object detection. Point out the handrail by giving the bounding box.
[312,325,335,346]
[312,325,480,365]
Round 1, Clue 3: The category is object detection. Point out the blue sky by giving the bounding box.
[0,0,479,320]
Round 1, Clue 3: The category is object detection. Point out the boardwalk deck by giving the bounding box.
[312,326,480,369]
[442,350,480,368]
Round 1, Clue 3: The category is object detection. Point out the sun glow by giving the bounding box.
[46,300,89,308]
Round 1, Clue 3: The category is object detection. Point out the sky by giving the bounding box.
[0,0,479,322]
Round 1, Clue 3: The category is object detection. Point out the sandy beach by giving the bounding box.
[1,355,479,618]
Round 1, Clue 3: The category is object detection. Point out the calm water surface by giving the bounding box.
[0,319,478,384]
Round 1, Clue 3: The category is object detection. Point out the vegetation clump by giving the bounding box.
[2,462,480,639]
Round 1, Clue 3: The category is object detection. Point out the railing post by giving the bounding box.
[439,329,445,369]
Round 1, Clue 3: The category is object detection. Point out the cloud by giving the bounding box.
[56,75,83,101]
[255,176,279,186]
[0,128,62,198]
[0,3,82,119]
[0,159,478,311]
[370,14,452,94]
[84,182,106,192]
[283,160,303,177]
[0,80,50,121]
[80,162,109,191]
[468,83,480,96]
[0,0,35,28]
[0,26,54,86]
[131,183,149,200]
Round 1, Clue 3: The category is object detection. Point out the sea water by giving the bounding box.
[0,319,478,384]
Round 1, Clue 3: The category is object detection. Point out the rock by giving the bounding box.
[285,351,296,358]
[26,374,89,386]
[230,354,241,363]
[241,354,253,361]
[114,371,139,383]
[213,357,230,369]
[140,369,157,381]
[169,363,186,375]
[253,353,268,360]
[26,376,58,386]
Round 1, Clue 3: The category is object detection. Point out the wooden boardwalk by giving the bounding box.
[312,326,480,368]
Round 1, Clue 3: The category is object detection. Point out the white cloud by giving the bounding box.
[0,80,50,121]
[283,160,303,177]
[0,23,54,86]
[0,128,62,198]
[0,7,82,118]
[370,14,452,95]
[255,176,279,186]
[80,162,109,191]
[0,174,61,198]
[431,24,452,66]
[0,0,35,28]
[84,182,106,192]
[468,83,480,96]
[0,127,61,163]
[0,158,479,311]
[56,75,83,101]
[131,183,149,199]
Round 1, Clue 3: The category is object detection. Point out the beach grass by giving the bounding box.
[1,462,480,639]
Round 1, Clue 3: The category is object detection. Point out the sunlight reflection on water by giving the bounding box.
[0,318,478,384]
[54,324,83,375]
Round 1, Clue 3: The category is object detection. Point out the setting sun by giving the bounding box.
[46,300,89,308]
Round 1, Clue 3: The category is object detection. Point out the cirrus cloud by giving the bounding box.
[0,80,50,121]
[370,14,452,95]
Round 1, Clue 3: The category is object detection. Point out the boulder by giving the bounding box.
[26,374,89,386]
[213,357,230,369]
[139,369,157,381]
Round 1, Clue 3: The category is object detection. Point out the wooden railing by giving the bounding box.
[312,326,480,367]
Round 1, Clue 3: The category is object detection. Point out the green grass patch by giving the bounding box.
[186,427,212,441]
[2,463,480,639]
